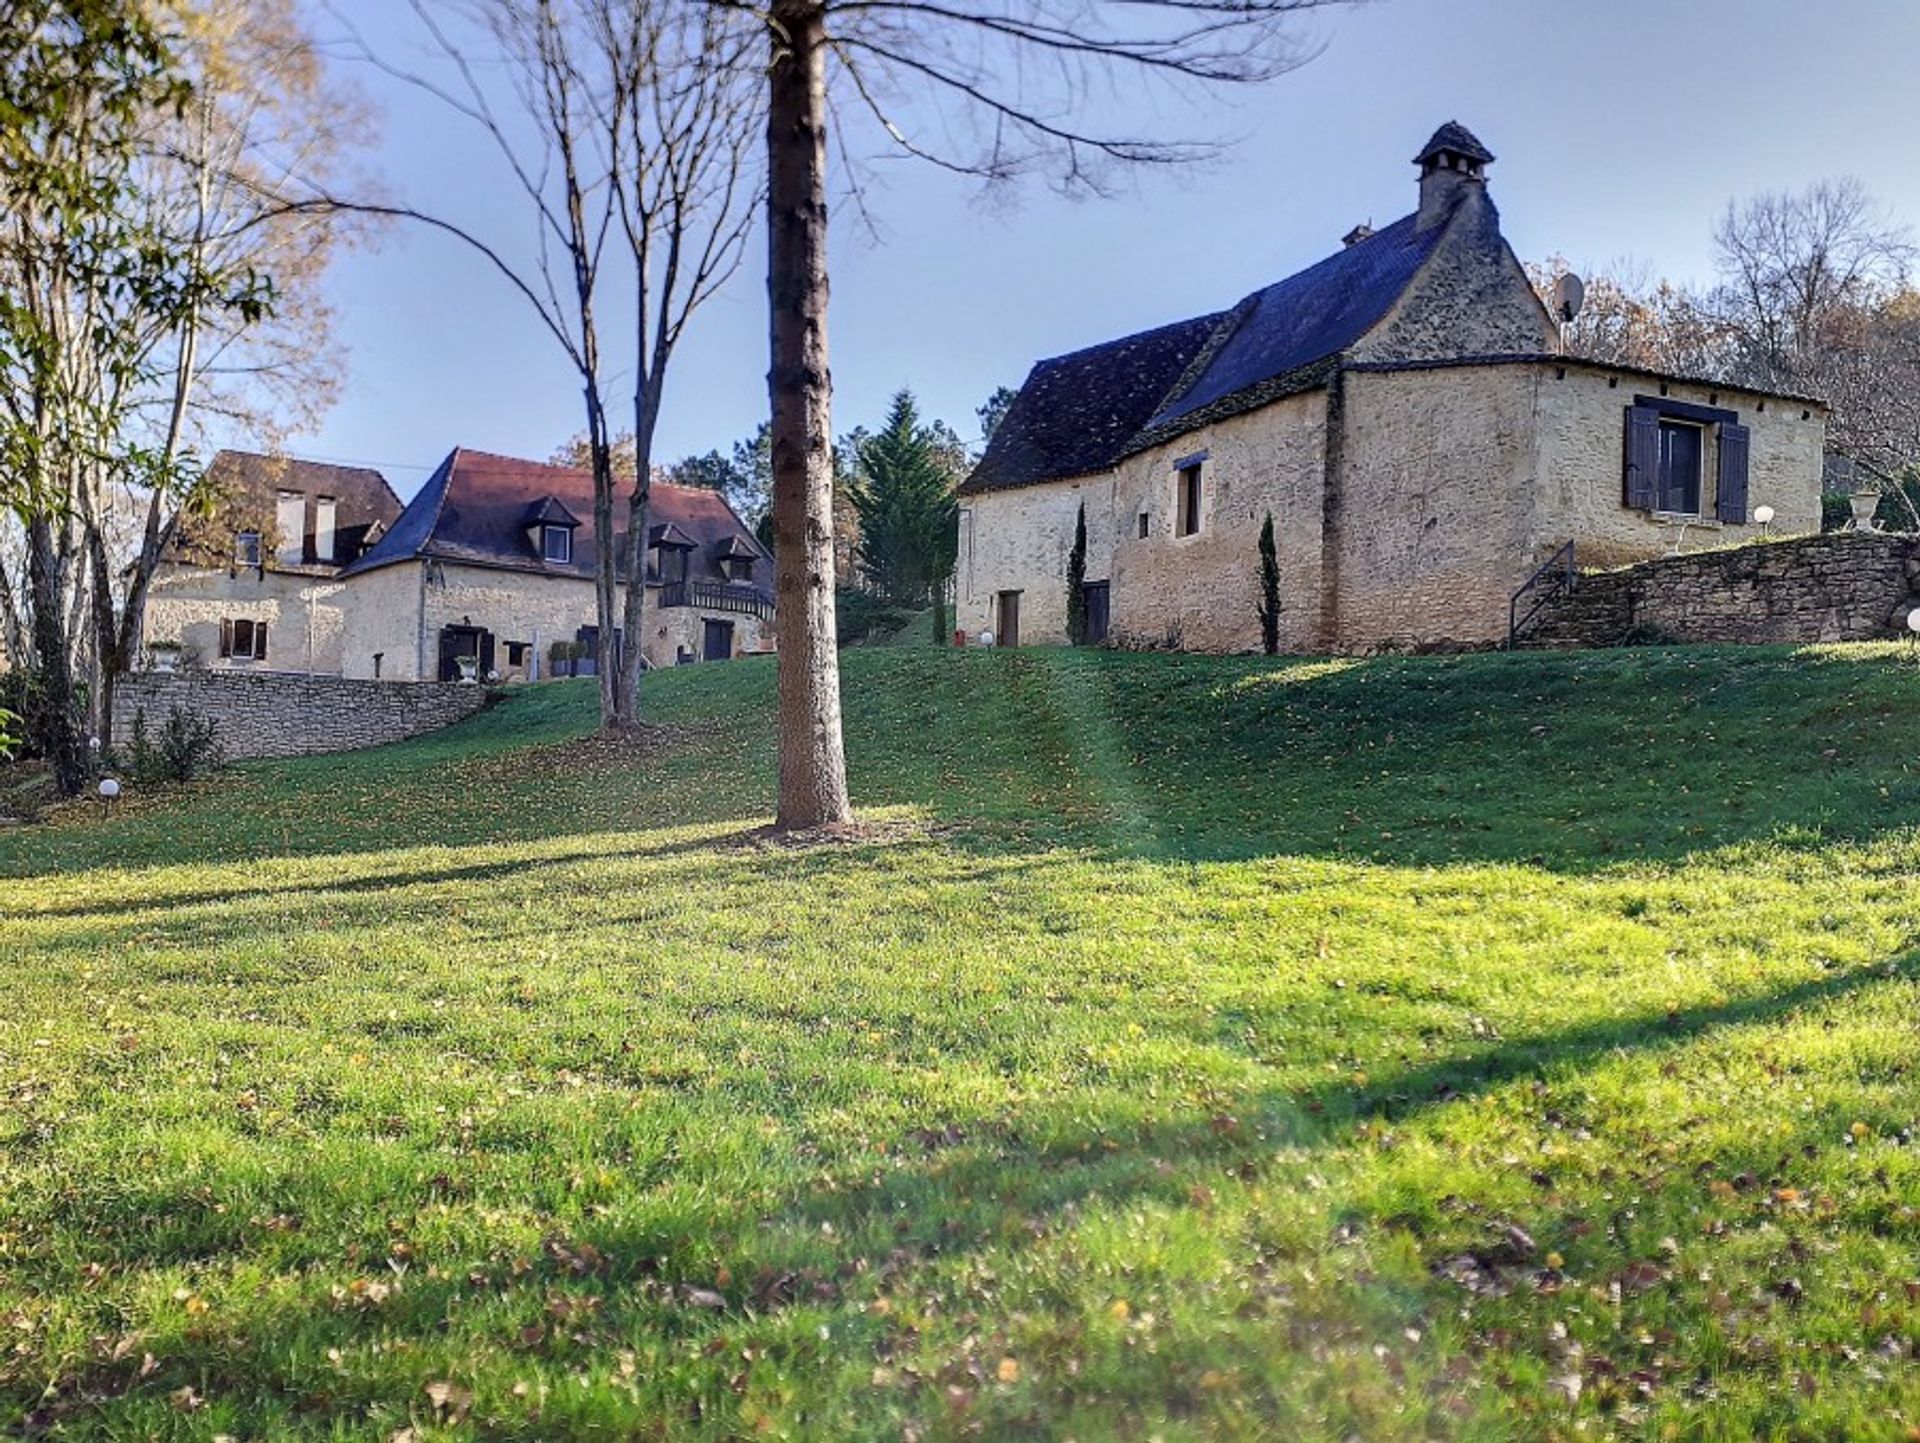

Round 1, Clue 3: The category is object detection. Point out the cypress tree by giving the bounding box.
[1257,512,1281,656]
[1066,502,1088,645]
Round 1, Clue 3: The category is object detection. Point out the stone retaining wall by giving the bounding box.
[1522,532,1920,648]
[112,671,491,761]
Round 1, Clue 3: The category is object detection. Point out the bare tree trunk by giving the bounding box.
[25,517,85,796]
[766,0,850,830]
[615,428,654,730]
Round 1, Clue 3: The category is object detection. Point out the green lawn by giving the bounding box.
[5,644,1920,1440]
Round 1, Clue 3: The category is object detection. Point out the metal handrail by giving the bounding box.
[1507,541,1575,648]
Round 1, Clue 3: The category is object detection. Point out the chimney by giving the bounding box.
[1413,120,1494,230]
[1342,223,1375,248]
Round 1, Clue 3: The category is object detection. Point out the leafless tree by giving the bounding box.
[732,0,1350,829]
[328,0,759,730]
[1707,178,1914,388]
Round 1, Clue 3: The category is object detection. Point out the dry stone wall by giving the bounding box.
[1522,532,1920,648]
[112,671,490,761]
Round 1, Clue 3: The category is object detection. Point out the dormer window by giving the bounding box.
[235,531,262,567]
[523,495,582,563]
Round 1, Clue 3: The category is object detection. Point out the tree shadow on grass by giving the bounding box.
[14,951,1912,1435]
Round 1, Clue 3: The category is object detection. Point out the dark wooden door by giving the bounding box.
[1083,581,1110,644]
[437,625,488,681]
[997,590,1021,648]
[702,619,735,661]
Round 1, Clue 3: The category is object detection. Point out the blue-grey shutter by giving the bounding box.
[1715,422,1751,523]
[1624,405,1659,510]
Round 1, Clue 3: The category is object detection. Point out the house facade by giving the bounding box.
[957,123,1829,653]
[143,451,404,674]
[339,448,773,681]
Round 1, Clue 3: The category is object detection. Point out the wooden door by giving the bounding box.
[1083,581,1110,644]
[702,619,735,661]
[996,590,1021,648]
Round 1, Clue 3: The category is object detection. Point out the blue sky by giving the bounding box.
[297,0,1920,499]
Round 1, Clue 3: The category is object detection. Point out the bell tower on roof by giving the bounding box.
[1414,120,1494,230]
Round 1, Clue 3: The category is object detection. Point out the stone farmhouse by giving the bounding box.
[956,122,1830,653]
[145,450,404,675]
[338,448,772,680]
[140,447,773,682]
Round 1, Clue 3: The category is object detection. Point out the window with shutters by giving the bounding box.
[218,618,269,662]
[1623,397,1752,524]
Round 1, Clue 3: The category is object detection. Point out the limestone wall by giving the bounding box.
[1351,190,1558,364]
[1107,389,1329,653]
[144,565,353,675]
[1531,362,1826,569]
[1334,365,1540,647]
[338,560,426,680]
[417,562,768,677]
[111,671,489,761]
[957,475,1116,645]
[1525,532,1920,647]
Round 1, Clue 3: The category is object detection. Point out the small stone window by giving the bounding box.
[234,531,261,567]
[1138,512,1150,539]
[504,641,529,667]
[1176,462,1203,537]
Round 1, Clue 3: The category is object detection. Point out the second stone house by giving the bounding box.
[339,447,773,680]
[957,122,1829,653]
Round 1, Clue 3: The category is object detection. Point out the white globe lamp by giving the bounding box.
[978,629,996,648]
[1753,504,1775,532]
[1907,607,1920,636]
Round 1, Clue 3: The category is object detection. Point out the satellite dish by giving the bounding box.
[1551,272,1586,324]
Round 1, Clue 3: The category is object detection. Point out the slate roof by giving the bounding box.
[523,495,581,527]
[171,450,403,572]
[959,313,1225,496]
[1135,212,1446,444]
[344,447,769,588]
[961,209,1449,494]
[1415,120,1493,166]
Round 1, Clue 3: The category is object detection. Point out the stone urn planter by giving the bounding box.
[455,654,480,684]
[147,644,182,674]
[1849,488,1883,531]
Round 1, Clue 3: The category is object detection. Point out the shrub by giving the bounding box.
[835,586,914,645]
[0,706,18,762]
[125,705,223,783]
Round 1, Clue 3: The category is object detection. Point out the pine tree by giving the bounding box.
[851,390,960,610]
[1066,503,1088,645]
[1257,512,1282,656]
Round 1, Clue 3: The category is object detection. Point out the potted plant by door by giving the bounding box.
[454,653,480,684]
[548,640,574,678]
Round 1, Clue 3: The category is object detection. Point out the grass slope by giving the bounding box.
[3,645,1920,1440]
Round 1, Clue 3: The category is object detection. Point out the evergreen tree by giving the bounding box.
[1066,502,1088,645]
[851,390,960,611]
[1257,512,1282,656]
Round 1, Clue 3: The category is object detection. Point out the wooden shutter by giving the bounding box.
[253,622,269,660]
[1715,422,1751,523]
[218,619,233,659]
[1623,405,1659,510]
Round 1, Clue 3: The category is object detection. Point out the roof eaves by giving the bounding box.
[1122,356,1339,459]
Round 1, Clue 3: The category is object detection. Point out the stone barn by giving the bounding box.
[956,122,1829,653]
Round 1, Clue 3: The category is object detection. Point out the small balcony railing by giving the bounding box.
[658,579,775,621]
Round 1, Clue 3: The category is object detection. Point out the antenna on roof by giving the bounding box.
[1551,272,1585,324]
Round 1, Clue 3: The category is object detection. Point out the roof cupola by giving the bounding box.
[1414,120,1493,230]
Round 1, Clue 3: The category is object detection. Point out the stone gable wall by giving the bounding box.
[111,671,490,761]
[1351,190,1558,364]
[1522,532,1920,648]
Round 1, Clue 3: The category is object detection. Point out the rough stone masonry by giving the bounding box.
[1522,532,1920,648]
[111,672,490,762]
